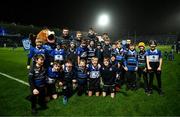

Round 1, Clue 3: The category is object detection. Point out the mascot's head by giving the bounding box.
[36,28,56,44]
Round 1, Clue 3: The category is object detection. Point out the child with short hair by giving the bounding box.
[102,38,112,58]
[87,57,101,96]
[124,43,138,91]
[66,41,77,66]
[95,42,103,64]
[46,61,62,100]
[28,54,47,114]
[146,40,163,96]
[101,57,117,98]
[27,39,46,69]
[76,59,88,96]
[76,39,88,65]
[62,60,77,104]
[50,42,66,65]
[87,40,96,64]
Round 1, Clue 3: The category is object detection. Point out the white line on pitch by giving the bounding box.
[0,72,29,86]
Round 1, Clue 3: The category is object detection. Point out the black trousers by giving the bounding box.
[30,87,46,109]
[125,71,137,88]
[63,81,73,98]
[77,79,87,96]
[148,70,162,91]
[137,68,148,91]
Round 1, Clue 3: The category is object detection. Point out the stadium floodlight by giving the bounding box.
[97,14,110,27]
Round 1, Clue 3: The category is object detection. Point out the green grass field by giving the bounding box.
[0,46,180,116]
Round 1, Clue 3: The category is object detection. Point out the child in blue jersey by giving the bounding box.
[87,57,101,96]
[87,40,96,64]
[76,59,88,96]
[115,41,127,87]
[124,43,138,90]
[101,57,117,98]
[28,55,47,114]
[46,61,62,100]
[50,42,66,65]
[146,40,163,96]
[27,39,46,69]
[76,39,88,65]
[62,60,77,103]
[137,42,148,94]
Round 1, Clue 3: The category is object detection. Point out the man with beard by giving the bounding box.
[57,27,73,50]
[87,28,98,42]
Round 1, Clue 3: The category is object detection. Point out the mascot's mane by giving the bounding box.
[36,29,55,44]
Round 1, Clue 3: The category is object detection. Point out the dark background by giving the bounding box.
[1,0,180,36]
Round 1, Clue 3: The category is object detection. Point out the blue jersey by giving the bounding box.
[146,49,162,63]
[27,46,46,65]
[76,46,88,59]
[124,50,138,71]
[87,64,101,79]
[76,67,88,79]
[115,48,126,63]
[46,67,61,84]
[28,46,46,59]
[146,49,162,70]
[43,44,54,54]
[29,65,47,88]
[87,47,96,61]
[50,48,66,61]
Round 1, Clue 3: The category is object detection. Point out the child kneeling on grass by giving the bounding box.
[46,61,62,101]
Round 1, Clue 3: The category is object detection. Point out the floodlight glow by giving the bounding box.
[98,14,109,27]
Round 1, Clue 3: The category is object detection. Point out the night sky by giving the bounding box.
[1,0,180,35]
